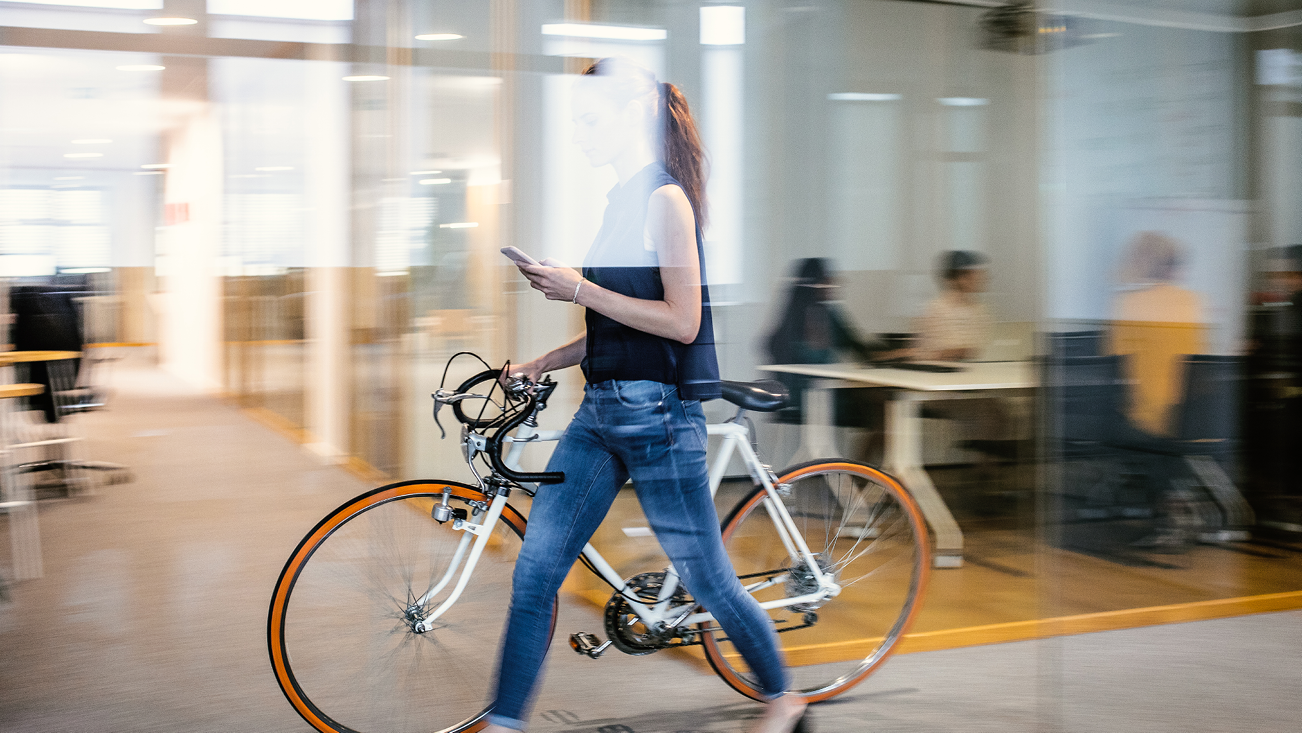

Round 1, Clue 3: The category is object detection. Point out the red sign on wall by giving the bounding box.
[164,202,190,226]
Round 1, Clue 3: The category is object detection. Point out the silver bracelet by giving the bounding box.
[572,279,583,304]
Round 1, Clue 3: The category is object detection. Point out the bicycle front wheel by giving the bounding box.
[702,460,930,702]
[268,480,548,733]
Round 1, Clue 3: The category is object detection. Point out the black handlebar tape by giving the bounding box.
[486,393,566,485]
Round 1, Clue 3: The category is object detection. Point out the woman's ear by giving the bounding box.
[622,99,650,131]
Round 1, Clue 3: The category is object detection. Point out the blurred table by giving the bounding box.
[0,350,80,364]
[762,361,1037,568]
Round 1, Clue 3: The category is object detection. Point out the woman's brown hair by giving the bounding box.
[582,58,709,229]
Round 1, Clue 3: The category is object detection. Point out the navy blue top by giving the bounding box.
[580,162,721,400]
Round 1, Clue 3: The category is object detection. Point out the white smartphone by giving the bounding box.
[500,246,540,267]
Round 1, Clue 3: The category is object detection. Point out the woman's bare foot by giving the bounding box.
[749,693,807,733]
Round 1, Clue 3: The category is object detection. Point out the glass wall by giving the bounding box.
[3,1,1300,727]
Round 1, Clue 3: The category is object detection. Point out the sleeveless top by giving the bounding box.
[580,162,721,401]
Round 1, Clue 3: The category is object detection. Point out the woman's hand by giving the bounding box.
[518,263,583,303]
[500,358,547,391]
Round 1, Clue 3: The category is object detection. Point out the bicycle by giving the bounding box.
[268,354,931,733]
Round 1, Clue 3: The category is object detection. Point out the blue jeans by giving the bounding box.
[487,380,790,730]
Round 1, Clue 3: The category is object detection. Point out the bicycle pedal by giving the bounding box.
[568,632,612,659]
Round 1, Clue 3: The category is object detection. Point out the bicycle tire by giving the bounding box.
[701,460,930,702]
[268,480,553,733]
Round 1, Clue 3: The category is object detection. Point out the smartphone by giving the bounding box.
[500,246,540,267]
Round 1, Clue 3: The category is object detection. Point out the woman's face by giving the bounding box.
[571,82,643,168]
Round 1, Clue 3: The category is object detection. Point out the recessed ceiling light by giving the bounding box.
[937,97,989,107]
[439,222,478,229]
[71,138,113,145]
[141,163,170,169]
[416,33,464,41]
[144,17,198,26]
[64,152,103,158]
[343,75,390,82]
[134,171,164,176]
[54,176,85,181]
[541,23,667,41]
[411,170,443,175]
[420,178,452,185]
[255,166,294,172]
[828,93,901,102]
[117,65,166,71]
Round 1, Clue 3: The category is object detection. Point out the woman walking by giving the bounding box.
[485,58,806,733]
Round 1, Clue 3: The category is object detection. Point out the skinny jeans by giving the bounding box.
[487,380,790,730]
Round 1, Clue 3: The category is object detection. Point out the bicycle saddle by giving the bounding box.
[718,380,789,412]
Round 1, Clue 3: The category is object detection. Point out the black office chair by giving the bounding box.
[1112,355,1253,538]
[1042,354,1166,525]
[8,285,128,495]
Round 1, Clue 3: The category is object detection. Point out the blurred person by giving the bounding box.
[912,250,993,361]
[495,58,806,733]
[764,257,893,458]
[909,251,1012,458]
[1109,231,1207,436]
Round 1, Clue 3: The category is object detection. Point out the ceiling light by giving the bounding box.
[937,97,989,106]
[700,6,745,46]
[411,170,443,175]
[439,222,478,229]
[144,17,198,26]
[64,152,103,158]
[415,33,464,41]
[134,171,164,176]
[116,65,166,71]
[255,166,294,172]
[54,176,85,181]
[828,93,901,102]
[541,23,667,41]
[343,75,390,82]
[420,178,452,185]
[141,163,170,169]
[71,138,113,144]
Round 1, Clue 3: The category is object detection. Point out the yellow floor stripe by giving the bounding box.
[895,590,1302,655]
[567,588,1302,667]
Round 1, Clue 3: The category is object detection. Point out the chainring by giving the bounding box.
[602,571,691,656]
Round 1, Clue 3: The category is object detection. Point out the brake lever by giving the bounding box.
[431,389,474,439]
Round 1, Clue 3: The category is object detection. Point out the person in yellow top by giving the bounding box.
[1109,231,1207,436]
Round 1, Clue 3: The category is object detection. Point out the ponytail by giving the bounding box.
[659,81,709,230]
[582,59,709,230]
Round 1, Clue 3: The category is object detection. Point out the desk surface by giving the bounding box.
[0,350,80,364]
[761,361,1037,392]
[0,383,44,399]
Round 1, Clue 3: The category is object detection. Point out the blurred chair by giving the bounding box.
[8,286,128,495]
[1042,354,1157,523]
[1112,355,1253,539]
[1,383,46,582]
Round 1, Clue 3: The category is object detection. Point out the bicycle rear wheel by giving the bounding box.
[702,460,930,702]
[268,480,549,733]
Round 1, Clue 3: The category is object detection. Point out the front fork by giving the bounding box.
[410,489,510,632]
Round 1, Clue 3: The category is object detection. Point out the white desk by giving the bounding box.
[762,361,1037,568]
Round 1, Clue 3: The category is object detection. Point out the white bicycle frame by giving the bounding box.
[412,412,840,635]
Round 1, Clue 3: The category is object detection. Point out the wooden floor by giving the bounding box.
[547,467,1302,662]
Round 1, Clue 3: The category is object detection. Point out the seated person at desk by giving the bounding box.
[911,250,992,362]
[764,258,889,454]
[910,251,1011,456]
